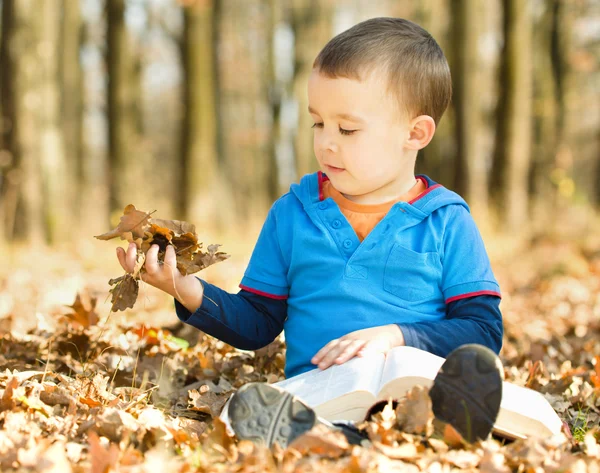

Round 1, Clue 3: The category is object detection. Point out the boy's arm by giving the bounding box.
[174,279,287,350]
[175,195,291,350]
[396,203,502,357]
[397,294,503,357]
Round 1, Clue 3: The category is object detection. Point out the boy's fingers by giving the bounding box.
[126,242,137,273]
[116,247,128,271]
[312,339,339,364]
[335,340,366,364]
[318,339,353,369]
[145,244,160,275]
[164,245,177,272]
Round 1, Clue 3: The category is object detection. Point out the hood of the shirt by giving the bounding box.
[290,171,470,217]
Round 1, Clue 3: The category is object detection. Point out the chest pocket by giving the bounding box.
[383,244,442,303]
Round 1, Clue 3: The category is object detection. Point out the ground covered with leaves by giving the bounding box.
[1,231,600,472]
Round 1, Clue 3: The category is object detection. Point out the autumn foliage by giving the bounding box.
[95,205,229,311]
[1,234,600,471]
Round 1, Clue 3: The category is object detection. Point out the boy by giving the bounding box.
[116,17,504,447]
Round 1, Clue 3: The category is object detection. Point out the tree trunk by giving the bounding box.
[106,0,138,215]
[1,0,46,243]
[451,0,488,213]
[412,0,456,189]
[39,0,68,244]
[530,0,561,222]
[291,0,331,180]
[0,0,18,242]
[265,0,283,201]
[491,0,533,230]
[60,0,84,239]
[179,0,226,226]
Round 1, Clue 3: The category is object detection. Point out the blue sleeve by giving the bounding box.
[397,295,503,356]
[441,205,501,302]
[174,278,287,350]
[240,199,290,298]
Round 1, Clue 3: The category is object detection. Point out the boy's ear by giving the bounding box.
[405,115,436,150]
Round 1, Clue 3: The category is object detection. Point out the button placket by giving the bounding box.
[316,199,360,258]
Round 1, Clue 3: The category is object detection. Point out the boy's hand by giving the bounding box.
[116,242,204,312]
[311,324,405,370]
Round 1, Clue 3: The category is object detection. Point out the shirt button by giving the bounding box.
[343,239,352,249]
[332,219,341,229]
[318,202,328,210]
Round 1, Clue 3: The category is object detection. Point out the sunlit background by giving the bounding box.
[0,0,599,324]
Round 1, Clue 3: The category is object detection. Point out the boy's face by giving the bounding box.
[308,69,418,205]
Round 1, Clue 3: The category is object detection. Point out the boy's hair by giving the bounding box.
[313,17,452,126]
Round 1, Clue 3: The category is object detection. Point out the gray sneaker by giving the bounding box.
[228,382,367,448]
[429,344,504,443]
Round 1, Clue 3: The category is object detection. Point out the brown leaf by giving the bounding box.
[94,204,154,241]
[442,422,466,448]
[188,387,229,418]
[108,274,139,312]
[180,244,230,276]
[372,440,419,460]
[395,385,434,436]
[288,424,349,458]
[62,291,99,328]
[150,218,196,235]
[87,430,120,473]
[0,376,19,411]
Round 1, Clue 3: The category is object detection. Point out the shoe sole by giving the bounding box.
[228,382,317,448]
[429,344,503,443]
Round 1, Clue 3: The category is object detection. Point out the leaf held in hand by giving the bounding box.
[94,204,154,241]
[108,274,139,312]
[97,204,230,311]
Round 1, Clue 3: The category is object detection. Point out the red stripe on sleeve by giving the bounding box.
[239,284,288,300]
[445,290,501,304]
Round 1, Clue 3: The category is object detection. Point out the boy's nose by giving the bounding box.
[316,133,339,154]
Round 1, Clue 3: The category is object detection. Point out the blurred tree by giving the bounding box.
[265,0,283,201]
[0,0,17,242]
[178,0,224,225]
[530,0,568,220]
[451,0,489,213]
[491,0,533,230]
[412,0,457,190]
[106,0,141,214]
[291,0,332,179]
[0,0,45,243]
[60,0,84,238]
[39,0,69,243]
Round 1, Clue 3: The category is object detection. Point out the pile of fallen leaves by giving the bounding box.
[1,235,600,471]
[95,204,229,311]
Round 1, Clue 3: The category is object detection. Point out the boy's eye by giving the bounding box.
[311,123,356,136]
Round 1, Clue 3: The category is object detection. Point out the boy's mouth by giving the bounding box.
[324,164,345,174]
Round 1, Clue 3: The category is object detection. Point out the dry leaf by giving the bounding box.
[395,385,434,436]
[96,204,229,311]
[288,424,349,458]
[189,387,229,418]
[62,291,99,328]
[87,431,119,473]
[372,440,419,460]
[108,274,139,312]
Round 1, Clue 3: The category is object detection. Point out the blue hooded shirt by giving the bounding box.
[236,172,501,377]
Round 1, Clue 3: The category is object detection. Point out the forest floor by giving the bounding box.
[1,215,600,472]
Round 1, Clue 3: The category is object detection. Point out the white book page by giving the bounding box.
[379,346,445,395]
[273,352,386,408]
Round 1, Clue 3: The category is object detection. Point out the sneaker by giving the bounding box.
[429,344,504,443]
[228,382,367,448]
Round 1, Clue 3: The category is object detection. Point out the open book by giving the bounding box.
[271,346,563,440]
